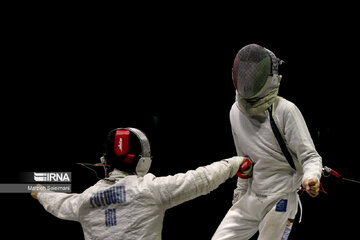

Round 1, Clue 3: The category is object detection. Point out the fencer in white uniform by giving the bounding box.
[212,44,323,240]
[31,127,251,240]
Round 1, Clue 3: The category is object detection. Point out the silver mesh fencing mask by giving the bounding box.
[232,44,283,115]
[232,43,282,100]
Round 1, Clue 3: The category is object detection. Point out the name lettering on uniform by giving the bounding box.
[89,186,126,208]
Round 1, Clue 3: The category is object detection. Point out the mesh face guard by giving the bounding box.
[233,44,283,100]
[233,44,272,99]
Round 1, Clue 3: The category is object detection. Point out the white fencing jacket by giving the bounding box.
[230,96,322,197]
[37,156,243,240]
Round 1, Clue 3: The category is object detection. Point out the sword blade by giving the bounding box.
[342,178,360,184]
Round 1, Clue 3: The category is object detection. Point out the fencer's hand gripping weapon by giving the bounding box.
[237,157,253,179]
[323,166,360,184]
[299,166,360,196]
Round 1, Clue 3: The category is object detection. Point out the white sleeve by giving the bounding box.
[283,103,323,183]
[152,156,243,209]
[37,191,84,221]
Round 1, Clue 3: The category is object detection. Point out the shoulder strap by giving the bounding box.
[268,105,296,170]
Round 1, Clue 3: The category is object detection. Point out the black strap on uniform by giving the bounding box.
[268,105,296,170]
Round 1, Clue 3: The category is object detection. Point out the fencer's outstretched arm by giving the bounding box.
[151,156,245,209]
[35,191,83,221]
[32,185,95,221]
[32,157,245,222]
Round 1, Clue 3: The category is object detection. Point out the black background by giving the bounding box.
[2,3,359,239]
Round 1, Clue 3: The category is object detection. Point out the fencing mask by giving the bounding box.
[232,43,283,115]
[103,127,152,177]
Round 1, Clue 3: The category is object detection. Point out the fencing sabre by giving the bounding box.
[323,166,360,184]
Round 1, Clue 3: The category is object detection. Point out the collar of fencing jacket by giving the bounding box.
[108,168,132,178]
